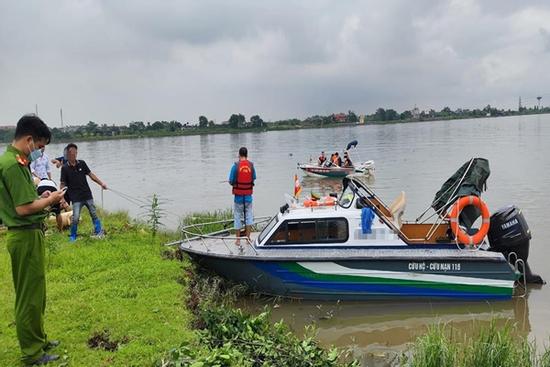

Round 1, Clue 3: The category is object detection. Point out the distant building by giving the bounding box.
[412,106,420,119]
[333,113,347,123]
[0,125,15,130]
[359,114,365,124]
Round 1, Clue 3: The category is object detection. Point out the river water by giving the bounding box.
[2,114,549,364]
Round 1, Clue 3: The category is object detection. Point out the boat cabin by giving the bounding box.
[256,177,454,248]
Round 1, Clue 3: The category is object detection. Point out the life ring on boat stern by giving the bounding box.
[449,196,490,246]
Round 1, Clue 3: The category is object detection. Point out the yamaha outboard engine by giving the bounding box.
[488,205,544,284]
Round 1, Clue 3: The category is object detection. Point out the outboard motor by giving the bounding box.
[488,205,544,284]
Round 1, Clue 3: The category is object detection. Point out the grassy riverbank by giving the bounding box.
[0,212,193,366]
[0,211,358,366]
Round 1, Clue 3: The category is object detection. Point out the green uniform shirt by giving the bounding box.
[0,145,46,227]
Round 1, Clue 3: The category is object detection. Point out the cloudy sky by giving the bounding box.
[1,0,550,126]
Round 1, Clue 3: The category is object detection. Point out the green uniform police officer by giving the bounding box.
[0,115,66,365]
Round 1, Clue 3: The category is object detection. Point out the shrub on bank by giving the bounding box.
[157,263,359,367]
[158,307,358,367]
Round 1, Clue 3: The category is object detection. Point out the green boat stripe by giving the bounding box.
[299,262,514,287]
[279,262,513,295]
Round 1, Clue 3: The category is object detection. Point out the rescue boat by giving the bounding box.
[297,140,375,178]
[172,158,543,300]
[297,160,375,178]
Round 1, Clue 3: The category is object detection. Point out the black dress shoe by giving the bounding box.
[29,353,59,366]
[44,340,60,351]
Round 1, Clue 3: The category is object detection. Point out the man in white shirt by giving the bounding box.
[30,147,52,180]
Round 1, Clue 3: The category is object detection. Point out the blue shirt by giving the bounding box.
[229,161,256,203]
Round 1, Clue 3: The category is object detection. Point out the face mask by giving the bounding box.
[28,142,42,162]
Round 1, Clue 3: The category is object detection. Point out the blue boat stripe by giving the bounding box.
[255,262,510,299]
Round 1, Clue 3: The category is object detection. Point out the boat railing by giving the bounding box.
[349,177,451,243]
[508,252,528,298]
[165,216,272,256]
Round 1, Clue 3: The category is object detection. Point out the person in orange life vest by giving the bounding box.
[332,152,342,167]
[318,151,326,166]
[228,147,256,245]
[326,153,335,167]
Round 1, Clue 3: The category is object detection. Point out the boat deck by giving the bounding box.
[179,233,508,262]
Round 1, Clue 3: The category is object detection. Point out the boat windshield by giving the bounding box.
[258,214,280,244]
[338,184,355,209]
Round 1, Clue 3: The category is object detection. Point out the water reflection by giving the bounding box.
[239,292,532,366]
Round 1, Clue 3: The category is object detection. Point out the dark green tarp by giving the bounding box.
[431,158,490,215]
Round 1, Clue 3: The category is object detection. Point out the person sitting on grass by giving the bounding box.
[60,143,107,241]
[36,178,70,231]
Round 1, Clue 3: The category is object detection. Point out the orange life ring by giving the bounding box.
[449,195,490,246]
[304,196,336,208]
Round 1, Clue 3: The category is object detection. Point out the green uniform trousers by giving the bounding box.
[6,229,48,364]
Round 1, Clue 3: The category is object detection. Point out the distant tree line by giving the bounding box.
[365,104,550,122]
[0,105,549,143]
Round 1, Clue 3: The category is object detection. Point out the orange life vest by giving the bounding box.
[232,160,254,196]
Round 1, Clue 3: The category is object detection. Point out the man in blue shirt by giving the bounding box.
[228,147,256,245]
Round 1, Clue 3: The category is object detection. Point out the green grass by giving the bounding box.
[404,321,549,367]
[408,324,457,367]
[0,211,193,366]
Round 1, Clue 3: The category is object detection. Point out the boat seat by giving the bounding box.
[389,191,406,229]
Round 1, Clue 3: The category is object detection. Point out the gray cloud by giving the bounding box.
[1,0,550,126]
[540,28,550,52]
